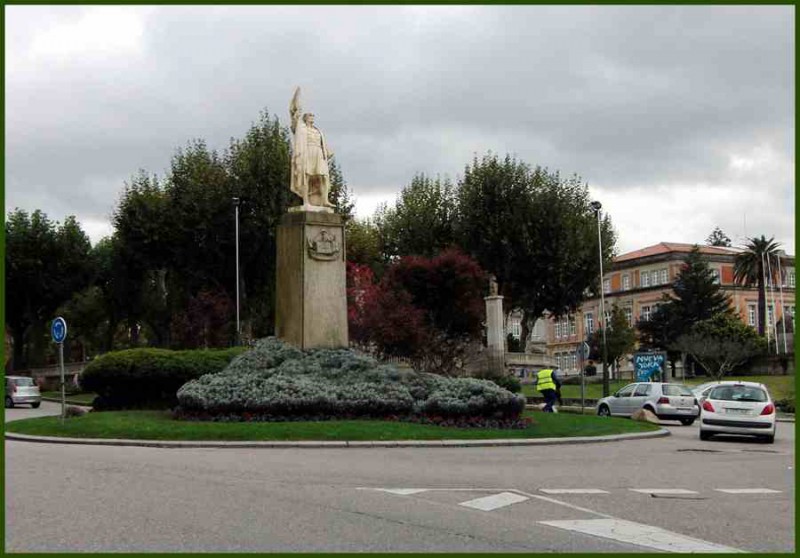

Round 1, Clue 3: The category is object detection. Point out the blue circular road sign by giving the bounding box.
[51,317,67,343]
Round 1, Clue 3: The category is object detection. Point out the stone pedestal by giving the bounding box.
[485,294,505,375]
[275,211,348,349]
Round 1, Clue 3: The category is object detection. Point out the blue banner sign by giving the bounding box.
[633,352,666,381]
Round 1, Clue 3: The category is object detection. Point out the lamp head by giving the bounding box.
[232,197,240,207]
[590,200,602,212]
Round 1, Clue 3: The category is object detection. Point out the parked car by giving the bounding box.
[4,376,42,408]
[699,381,776,443]
[596,382,700,425]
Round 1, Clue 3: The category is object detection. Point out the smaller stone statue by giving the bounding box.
[289,87,335,211]
[489,275,499,296]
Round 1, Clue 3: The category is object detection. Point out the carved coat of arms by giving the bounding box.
[307,229,341,261]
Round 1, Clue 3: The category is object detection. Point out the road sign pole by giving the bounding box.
[59,342,65,423]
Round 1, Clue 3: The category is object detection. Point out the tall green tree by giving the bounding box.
[669,245,732,323]
[5,210,93,368]
[345,218,384,276]
[456,153,615,342]
[706,227,732,247]
[734,235,781,336]
[588,304,636,378]
[378,173,457,259]
[637,246,733,376]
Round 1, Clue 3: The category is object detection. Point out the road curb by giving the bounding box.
[3,427,670,449]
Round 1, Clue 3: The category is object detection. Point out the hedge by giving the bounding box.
[176,337,526,423]
[81,347,247,410]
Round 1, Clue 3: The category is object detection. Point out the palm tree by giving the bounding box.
[734,235,781,336]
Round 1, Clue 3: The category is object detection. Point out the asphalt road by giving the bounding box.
[5,402,795,552]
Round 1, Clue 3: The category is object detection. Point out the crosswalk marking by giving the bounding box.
[715,488,782,494]
[368,488,430,495]
[540,518,743,553]
[630,488,699,495]
[540,489,609,494]
[458,492,529,511]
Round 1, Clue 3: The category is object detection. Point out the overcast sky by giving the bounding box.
[5,5,795,255]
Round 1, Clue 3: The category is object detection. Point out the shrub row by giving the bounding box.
[176,337,526,423]
[81,347,246,410]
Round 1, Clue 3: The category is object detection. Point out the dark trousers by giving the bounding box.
[541,389,558,412]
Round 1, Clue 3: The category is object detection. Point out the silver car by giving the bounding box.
[5,376,42,408]
[596,382,700,425]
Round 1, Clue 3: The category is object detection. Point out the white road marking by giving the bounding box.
[358,488,430,495]
[540,488,609,494]
[540,518,744,553]
[458,492,529,511]
[714,488,782,494]
[630,488,699,495]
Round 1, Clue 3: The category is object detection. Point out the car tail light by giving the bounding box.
[702,400,715,413]
[760,403,775,416]
[657,397,669,404]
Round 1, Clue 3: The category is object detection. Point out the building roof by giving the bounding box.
[614,242,743,263]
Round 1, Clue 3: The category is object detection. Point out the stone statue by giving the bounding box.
[289,87,335,210]
[489,275,499,296]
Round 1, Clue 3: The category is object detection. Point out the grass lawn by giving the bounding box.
[41,391,96,405]
[4,410,660,441]
[523,375,795,401]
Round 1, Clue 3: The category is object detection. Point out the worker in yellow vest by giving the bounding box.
[536,368,562,412]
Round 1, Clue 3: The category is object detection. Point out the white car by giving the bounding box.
[596,382,700,424]
[699,381,776,443]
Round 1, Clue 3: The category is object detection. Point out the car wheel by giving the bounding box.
[5,397,13,409]
[680,418,695,426]
[31,402,41,409]
[699,430,712,441]
[597,404,611,417]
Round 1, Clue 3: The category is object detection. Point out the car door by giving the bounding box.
[610,384,636,416]
[630,383,653,413]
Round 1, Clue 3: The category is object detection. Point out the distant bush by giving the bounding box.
[82,347,246,410]
[176,337,526,423]
[490,374,522,393]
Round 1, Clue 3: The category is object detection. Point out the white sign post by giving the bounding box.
[51,317,67,422]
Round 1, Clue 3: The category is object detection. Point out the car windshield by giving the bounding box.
[709,385,767,402]
[663,384,693,396]
[11,377,35,387]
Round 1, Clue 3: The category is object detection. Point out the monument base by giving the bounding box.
[275,211,348,349]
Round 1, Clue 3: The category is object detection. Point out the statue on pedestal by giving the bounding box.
[289,87,335,211]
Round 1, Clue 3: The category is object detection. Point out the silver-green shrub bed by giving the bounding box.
[175,337,527,426]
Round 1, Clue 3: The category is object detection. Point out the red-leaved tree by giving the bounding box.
[348,250,487,375]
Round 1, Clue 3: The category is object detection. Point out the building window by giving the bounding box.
[622,275,630,290]
[710,269,720,284]
[660,269,668,284]
[554,321,561,339]
[585,313,594,334]
[651,270,659,286]
[604,311,611,329]
[641,305,651,322]
[571,353,577,370]
[748,304,756,327]
[642,272,650,288]
[569,317,576,336]
[510,320,521,339]
[624,307,632,326]
[768,304,775,329]
[789,271,796,288]
[603,279,611,293]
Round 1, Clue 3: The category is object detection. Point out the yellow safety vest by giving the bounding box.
[537,369,556,392]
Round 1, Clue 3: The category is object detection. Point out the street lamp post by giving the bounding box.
[233,197,241,345]
[590,200,610,398]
